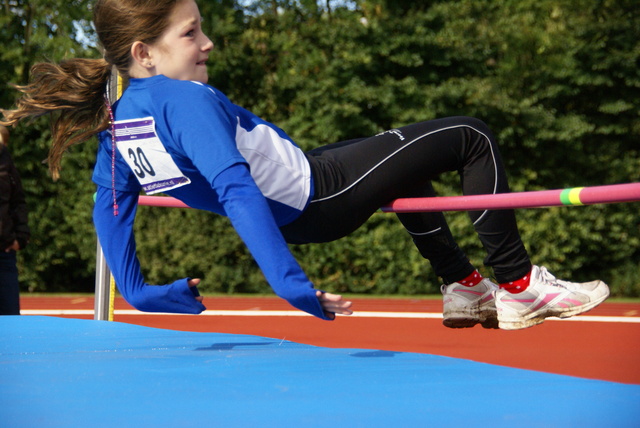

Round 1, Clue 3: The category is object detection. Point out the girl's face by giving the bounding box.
[148,0,213,83]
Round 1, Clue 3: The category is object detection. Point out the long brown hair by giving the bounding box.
[0,0,182,180]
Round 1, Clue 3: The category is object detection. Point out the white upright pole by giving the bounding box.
[94,239,111,321]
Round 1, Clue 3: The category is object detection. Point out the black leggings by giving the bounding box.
[280,117,531,284]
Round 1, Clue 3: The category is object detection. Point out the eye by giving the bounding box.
[186,29,195,37]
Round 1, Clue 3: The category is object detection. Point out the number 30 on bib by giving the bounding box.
[113,117,191,194]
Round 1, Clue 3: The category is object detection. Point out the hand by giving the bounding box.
[316,290,353,319]
[188,278,204,303]
[5,240,20,252]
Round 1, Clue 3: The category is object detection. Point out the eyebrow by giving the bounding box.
[178,17,200,32]
[185,18,199,27]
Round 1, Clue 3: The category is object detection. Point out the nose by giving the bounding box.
[202,35,214,52]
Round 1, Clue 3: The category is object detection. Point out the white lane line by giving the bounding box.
[20,310,640,323]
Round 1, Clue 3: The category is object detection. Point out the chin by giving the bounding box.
[195,74,209,84]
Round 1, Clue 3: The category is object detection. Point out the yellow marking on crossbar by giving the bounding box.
[568,187,585,205]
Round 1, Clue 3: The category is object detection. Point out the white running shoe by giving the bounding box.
[442,278,499,329]
[495,265,610,330]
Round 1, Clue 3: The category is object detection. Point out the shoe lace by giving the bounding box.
[536,266,566,289]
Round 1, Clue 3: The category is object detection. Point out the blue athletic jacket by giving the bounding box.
[92,75,328,319]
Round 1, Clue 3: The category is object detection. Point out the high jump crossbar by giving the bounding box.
[136,182,640,212]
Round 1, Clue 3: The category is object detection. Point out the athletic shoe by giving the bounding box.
[495,265,610,330]
[442,278,499,329]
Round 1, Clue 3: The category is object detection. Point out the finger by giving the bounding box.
[316,291,354,316]
[330,304,354,315]
[319,292,353,308]
[187,278,203,303]
[316,290,345,302]
[325,305,353,316]
[322,299,353,311]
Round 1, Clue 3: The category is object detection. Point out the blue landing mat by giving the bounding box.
[1,316,639,427]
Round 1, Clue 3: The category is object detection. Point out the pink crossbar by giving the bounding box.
[137,182,640,213]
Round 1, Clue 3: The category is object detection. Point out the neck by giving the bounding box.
[128,63,157,79]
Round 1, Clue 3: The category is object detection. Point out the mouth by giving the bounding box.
[197,59,207,66]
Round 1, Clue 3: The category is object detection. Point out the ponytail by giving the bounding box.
[1,58,112,180]
[2,0,181,179]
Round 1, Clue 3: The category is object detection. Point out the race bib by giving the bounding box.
[113,117,190,194]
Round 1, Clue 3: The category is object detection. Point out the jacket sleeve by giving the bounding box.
[6,150,30,249]
[93,185,206,314]
[213,163,330,320]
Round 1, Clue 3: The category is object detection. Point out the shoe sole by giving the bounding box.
[498,284,610,331]
[443,317,499,329]
[443,309,499,329]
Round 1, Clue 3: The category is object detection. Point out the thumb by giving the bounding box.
[187,278,204,303]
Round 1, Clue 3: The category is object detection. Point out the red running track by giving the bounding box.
[21,295,640,385]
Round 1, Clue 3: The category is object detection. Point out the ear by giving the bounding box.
[131,41,154,69]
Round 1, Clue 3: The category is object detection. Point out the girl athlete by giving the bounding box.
[2,0,609,330]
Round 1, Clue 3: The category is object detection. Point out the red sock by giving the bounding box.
[457,270,483,287]
[499,270,532,294]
